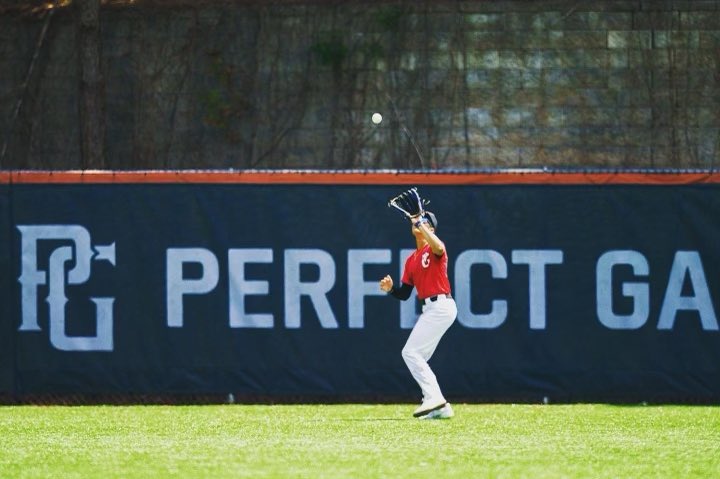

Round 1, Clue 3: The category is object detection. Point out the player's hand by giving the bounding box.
[379,275,394,292]
[410,214,427,227]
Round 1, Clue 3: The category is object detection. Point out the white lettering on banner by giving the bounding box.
[229,248,274,328]
[511,250,564,330]
[284,249,338,329]
[453,249,563,330]
[17,229,719,350]
[347,249,391,329]
[159,247,718,332]
[454,250,508,329]
[658,251,718,331]
[166,248,219,327]
[596,250,718,331]
[17,225,116,351]
[47,246,114,351]
[596,250,650,329]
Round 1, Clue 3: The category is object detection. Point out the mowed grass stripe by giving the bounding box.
[0,404,718,478]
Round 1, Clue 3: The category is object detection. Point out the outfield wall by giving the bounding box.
[1,170,719,403]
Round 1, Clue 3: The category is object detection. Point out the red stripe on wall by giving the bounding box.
[1,170,720,185]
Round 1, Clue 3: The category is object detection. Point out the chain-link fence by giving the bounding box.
[1,0,719,170]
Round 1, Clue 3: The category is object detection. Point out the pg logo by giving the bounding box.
[17,225,116,351]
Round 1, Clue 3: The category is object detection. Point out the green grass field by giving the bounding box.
[1,404,718,478]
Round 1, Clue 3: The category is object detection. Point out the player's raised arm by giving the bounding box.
[411,213,444,256]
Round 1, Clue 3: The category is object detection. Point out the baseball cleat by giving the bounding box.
[419,403,454,420]
[413,397,447,418]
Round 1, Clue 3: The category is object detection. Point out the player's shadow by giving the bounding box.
[337,418,406,421]
[306,418,406,422]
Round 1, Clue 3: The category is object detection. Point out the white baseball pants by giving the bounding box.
[401,297,457,403]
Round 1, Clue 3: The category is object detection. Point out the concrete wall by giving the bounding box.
[1,0,719,170]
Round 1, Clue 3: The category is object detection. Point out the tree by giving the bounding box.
[77,0,105,169]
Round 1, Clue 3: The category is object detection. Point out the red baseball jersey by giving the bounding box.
[401,244,451,300]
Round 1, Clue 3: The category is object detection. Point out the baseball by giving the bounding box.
[371,112,383,124]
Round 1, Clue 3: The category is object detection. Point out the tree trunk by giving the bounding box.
[77,0,105,169]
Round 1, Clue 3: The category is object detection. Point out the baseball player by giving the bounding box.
[380,197,457,419]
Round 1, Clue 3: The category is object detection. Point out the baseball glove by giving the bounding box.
[387,187,430,220]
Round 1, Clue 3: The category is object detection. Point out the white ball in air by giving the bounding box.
[371,112,383,124]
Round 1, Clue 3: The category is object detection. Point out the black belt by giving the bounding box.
[420,293,452,304]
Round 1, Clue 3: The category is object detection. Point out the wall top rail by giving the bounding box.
[2,169,720,185]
